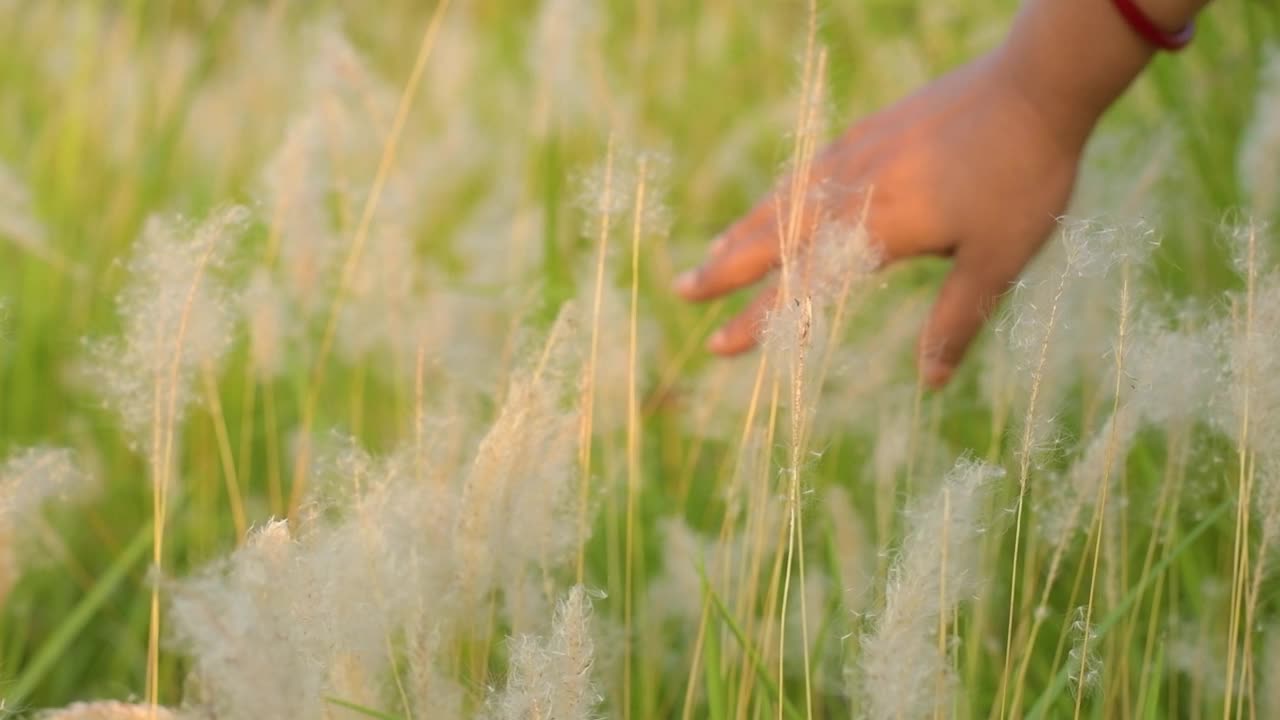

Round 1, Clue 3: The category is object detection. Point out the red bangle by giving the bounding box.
[1112,0,1195,51]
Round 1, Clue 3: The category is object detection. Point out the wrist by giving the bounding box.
[1134,0,1212,33]
[993,0,1156,145]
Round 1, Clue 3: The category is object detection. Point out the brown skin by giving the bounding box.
[674,0,1212,388]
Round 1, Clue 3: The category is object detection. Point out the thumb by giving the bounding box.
[918,260,1013,388]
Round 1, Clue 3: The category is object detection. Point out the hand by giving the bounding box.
[674,50,1092,388]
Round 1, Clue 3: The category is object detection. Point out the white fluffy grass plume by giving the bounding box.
[0,161,48,257]
[1039,320,1216,546]
[240,267,292,381]
[0,447,90,605]
[858,456,1003,720]
[486,585,601,720]
[1240,49,1280,218]
[86,206,248,447]
[168,304,588,718]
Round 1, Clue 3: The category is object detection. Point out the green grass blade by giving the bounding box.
[1026,498,1231,719]
[696,561,804,720]
[702,599,728,720]
[7,520,153,704]
[324,696,406,720]
[1141,639,1165,720]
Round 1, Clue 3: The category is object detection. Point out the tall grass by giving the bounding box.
[0,1,1278,718]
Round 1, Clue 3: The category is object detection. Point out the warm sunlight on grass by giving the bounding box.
[1,1,1278,718]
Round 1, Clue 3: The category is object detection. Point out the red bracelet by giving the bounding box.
[1112,0,1195,51]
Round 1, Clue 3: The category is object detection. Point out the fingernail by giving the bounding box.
[707,329,728,353]
[922,360,953,389]
[674,270,698,295]
[710,234,730,256]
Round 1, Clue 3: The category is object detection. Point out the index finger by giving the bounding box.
[674,181,824,302]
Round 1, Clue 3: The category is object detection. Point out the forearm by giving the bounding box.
[995,0,1213,143]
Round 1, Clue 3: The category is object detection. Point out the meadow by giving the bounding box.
[0,0,1278,718]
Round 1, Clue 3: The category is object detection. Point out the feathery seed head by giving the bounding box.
[454,306,585,609]
[795,220,881,302]
[761,294,815,365]
[259,113,344,317]
[1067,606,1102,698]
[1217,271,1280,456]
[528,0,605,133]
[1224,220,1275,279]
[487,585,601,720]
[1239,49,1280,218]
[0,446,90,522]
[859,456,1002,720]
[574,150,673,241]
[241,268,292,381]
[0,161,48,258]
[87,206,248,446]
[0,447,91,604]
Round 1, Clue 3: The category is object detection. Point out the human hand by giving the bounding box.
[674,50,1093,388]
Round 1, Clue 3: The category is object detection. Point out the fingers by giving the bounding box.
[674,127,889,304]
[674,187,818,302]
[917,257,1014,388]
[707,284,779,355]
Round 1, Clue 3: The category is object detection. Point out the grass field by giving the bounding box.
[1,1,1279,718]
